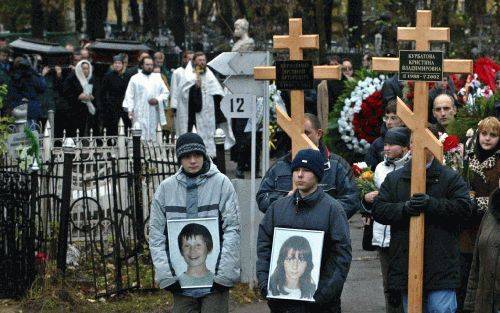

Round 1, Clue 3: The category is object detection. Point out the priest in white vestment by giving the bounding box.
[123,56,169,141]
[173,52,234,158]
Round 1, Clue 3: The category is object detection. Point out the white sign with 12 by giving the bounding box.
[220,94,255,119]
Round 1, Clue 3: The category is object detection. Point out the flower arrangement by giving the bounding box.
[352,161,377,196]
[473,58,500,91]
[337,74,386,154]
[267,83,286,151]
[448,73,497,142]
[439,132,464,172]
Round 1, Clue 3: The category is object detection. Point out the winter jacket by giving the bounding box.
[257,143,359,219]
[9,68,46,120]
[372,159,473,291]
[257,187,352,307]
[149,161,241,289]
[366,152,411,248]
[460,148,499,254]
[464,188,500,313]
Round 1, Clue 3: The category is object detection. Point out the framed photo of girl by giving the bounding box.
[267,228,324,302]
[166,217,220,289]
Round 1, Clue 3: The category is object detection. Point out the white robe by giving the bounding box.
[169,66,186,111]
[123,72,169,141]
[174,63,234,157]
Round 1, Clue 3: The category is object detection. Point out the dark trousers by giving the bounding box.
[268,298,341,313]
[172,290,229,313]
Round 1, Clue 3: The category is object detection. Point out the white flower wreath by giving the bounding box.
[337,74,386,154]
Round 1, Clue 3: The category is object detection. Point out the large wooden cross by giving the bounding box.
[254,18,342,157]
[372,10,472,313]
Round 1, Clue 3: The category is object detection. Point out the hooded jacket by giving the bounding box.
[366,152,411,248]
[257,187,352,305]
[257,142,359,219]
[149,161,240,289]
[372,159,472,290]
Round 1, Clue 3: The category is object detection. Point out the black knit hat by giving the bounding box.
[291,149,325,181]
[176,133,207,160]
[384,127,411,147]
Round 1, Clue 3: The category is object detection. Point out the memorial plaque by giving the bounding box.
[399,50,443,81]
[275,60,314,90]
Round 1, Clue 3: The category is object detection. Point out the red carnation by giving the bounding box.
[443,136,459,152]
[352,164,362,177]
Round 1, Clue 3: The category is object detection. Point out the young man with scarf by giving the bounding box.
[122,56,169,141]
[149,132,240,313]
[257,149,352,313]
[257,113,359,219]
[361,127,411,313]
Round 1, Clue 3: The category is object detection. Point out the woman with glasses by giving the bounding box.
[341,58,355,81]
[269,236,317,299]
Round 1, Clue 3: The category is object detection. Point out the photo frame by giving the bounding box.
[267,228,324,302]
[167,217,220,288]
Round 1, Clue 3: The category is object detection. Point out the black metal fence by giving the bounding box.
[0,133,178,298]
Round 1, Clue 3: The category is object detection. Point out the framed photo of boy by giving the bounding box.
[167,217,220,288]
[267,228,324,302]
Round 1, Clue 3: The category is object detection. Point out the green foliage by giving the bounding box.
[0,84,14,158]
[447,94,498,142]
[0,1,31,31]
[323,69,379,163]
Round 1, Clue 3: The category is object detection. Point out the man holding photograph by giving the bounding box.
[257,149,352,313]
[149,132,240,313]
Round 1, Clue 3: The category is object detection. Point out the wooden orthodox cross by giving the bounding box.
[372,10,472,313]
[254,18,342,157]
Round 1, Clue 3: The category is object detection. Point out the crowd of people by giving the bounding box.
[1,36,499,313]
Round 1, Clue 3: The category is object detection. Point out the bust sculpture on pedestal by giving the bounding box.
[232,18,255,52]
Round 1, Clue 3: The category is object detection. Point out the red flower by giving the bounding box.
[352,164,362,177]
[35,251,48,263]
[443,136,459,152]
[474,58,500,91]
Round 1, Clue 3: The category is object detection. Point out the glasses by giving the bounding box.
[341,67,353,72]
[383,115,400,122]
[285,256,306,263]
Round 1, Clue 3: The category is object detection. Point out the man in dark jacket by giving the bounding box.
[257,113,359,219]
[257,149,352,313]
[372,125,472,313]
[100,54,132,136]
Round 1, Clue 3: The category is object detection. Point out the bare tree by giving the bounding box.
[86,0,107,40]
[166,0,185,48]
[31,0,44,38]
[74,0,83,32]
[114,0,122,32]
[143,0,159,35]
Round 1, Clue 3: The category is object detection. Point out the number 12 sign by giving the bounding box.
[220,94,256,119]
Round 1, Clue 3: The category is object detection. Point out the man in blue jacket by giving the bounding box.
[257,149,352,313]
[257,113,359,219]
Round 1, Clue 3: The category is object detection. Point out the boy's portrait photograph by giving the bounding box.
[167,217,220,288]
[267,228,324,302]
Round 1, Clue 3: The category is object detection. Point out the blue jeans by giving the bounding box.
[403,290,457,313]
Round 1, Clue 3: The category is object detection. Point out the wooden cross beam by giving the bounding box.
[371,10,472,313]
[254,18,342,157]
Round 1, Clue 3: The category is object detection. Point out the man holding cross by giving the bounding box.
[372,125,473,313]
